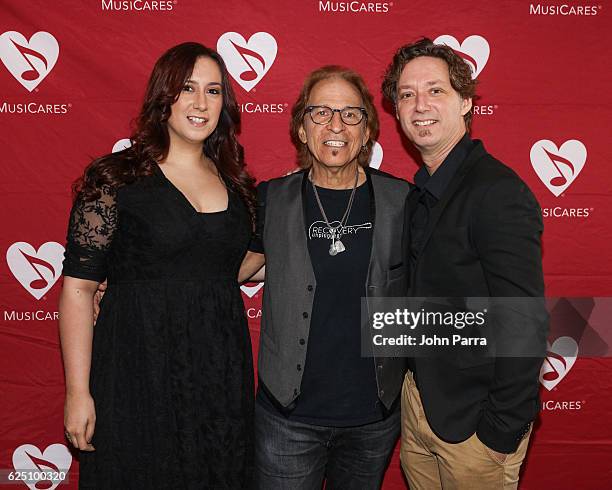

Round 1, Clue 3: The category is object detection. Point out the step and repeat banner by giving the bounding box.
[1,1,611,488]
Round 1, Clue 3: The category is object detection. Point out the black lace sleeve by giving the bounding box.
[62,185,118,282]
[248,181,267,254]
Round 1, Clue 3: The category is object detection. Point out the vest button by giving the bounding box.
[299,338,305,345]
[302,312,309,318]
[297,364,302,371]
[307,285,313,291]
[294,388,298,395]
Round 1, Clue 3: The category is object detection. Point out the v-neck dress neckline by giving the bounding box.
[155,163,230,216]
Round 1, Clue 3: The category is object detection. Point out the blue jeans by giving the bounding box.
[254,402,400,490]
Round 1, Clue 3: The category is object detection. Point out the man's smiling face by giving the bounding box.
[396,56,472,162]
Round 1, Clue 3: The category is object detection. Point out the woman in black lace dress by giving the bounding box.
[59,43,255,489]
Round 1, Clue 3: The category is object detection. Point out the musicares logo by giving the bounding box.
[529,3,601,16]
[12,443,71,490]
[530,139,587,197]
[318,1,392,13]
[101,0,175,11]
[112,138,132,153]
[433,35,489,79]
[539,336,579,390]
[0,31,59,91]
[6,242,64,300]
[217,32,277,92]
[241,283,264,298]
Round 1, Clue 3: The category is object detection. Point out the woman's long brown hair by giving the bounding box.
[74,42,256,223]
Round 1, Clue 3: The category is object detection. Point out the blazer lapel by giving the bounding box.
[364,167,376,232]
[300,169,309,229]
[405,188,420,226]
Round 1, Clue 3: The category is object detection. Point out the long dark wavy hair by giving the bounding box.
[74,42,256,223]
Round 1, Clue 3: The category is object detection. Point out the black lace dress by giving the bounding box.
[62,166,254,489]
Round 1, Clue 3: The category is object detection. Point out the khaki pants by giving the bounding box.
[400,371,531,490]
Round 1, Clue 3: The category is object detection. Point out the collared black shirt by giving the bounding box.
[407,133,475,376]
[409,133,475,269]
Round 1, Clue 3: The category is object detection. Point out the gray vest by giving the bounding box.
[259,168,411,409]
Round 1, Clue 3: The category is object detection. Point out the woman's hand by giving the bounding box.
[93,280,107,324]
[238,251,265,283]
[59,276,99,452]
[64,391,96,451]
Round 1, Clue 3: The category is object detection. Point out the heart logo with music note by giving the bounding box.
[530,140,587,197]
[217,32,277,92]
[112,138,132,153]
[241,282,264,298]
[539,336,579,391]
[13,443,71,490]
[6,242,64,300]
[368,141,384,170]
[0,31,59,92]
[433,35,489,78]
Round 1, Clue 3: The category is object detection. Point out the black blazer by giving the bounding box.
[405,140,547,453]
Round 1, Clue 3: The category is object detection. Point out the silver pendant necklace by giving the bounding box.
[310,167,359,256]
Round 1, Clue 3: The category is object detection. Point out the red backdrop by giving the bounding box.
[1,1,611,488]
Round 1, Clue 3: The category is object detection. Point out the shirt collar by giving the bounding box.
[413,133,474,200]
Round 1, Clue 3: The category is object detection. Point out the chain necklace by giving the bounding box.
[310,166,359,256]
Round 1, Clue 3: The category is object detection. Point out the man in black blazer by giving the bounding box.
[381,38,547,489]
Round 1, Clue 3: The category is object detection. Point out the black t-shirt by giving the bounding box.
[253,176,384,426]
